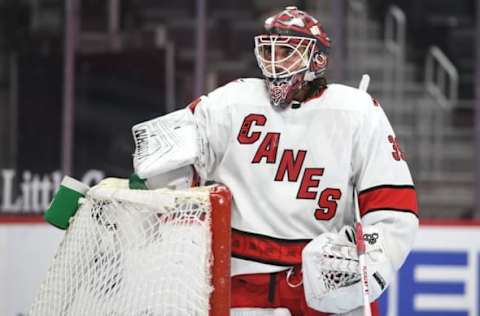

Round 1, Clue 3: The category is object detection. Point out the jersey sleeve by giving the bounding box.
[352,94,419,270]
[352,98,414,189]
[189,86,233,181]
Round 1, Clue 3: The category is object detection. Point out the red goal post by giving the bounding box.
[209,185,232,315]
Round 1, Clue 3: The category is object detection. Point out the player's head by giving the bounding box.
[254,6,331,108]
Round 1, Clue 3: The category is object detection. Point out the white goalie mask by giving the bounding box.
[254,35,317,80]
[253,6,331,108]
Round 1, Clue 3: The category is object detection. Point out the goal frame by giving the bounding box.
[208,185,232,315]
[30,183,232,316]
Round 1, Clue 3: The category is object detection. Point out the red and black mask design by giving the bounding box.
[266,74,304,109]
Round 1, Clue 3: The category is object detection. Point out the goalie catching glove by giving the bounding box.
[302,225,394,314]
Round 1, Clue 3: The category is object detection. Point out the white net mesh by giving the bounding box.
[30,179,226,316]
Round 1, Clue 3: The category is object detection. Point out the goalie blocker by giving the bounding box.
[131,108,200,189]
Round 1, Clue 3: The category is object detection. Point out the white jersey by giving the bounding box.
[191,78,418,276]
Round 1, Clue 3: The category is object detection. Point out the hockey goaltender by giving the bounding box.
[131,6,419,316]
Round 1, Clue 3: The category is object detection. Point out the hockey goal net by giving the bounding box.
[30,178,231,316]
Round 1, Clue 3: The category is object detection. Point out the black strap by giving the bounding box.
[268,272,277,303]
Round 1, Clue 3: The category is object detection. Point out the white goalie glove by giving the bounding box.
[132,108,200,180]
[302,225,394,314]
[131,109,200,189]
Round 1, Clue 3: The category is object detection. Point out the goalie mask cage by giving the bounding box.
[30,179,231,316]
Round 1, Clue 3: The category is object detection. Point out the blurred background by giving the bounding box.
[0,1,479,315]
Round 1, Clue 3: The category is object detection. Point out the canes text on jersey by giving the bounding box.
[237,113,342,220]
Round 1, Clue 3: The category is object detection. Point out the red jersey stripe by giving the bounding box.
[232,229,310,266]
[358,185,418,217]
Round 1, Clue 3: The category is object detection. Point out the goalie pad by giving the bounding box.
[302,226,394,314]
[132,109,199,179]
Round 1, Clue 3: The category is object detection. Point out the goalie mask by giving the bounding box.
[254,6,331,108]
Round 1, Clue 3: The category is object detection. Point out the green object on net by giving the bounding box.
[129,173,148,190]
[44,176,89,230]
